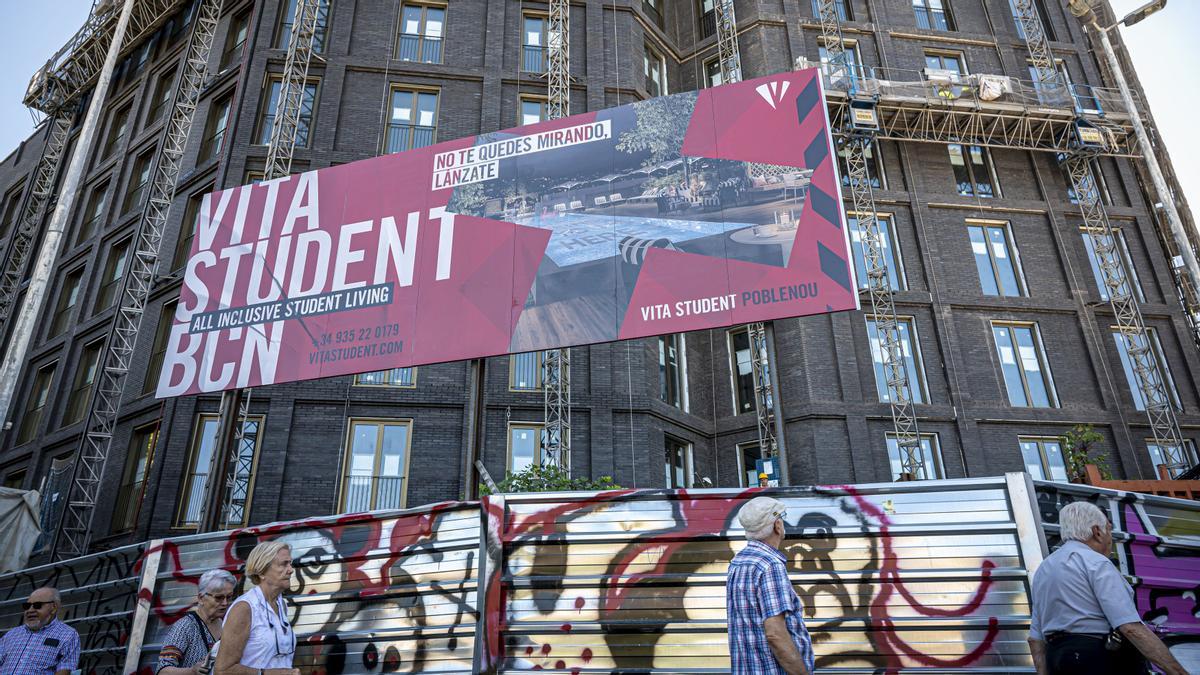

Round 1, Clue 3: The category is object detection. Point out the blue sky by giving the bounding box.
[0,1,1197,217]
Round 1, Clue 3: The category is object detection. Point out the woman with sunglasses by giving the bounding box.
[215,541,300,675]
[157,569,236,675]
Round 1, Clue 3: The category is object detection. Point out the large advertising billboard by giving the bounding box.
[157,69,856,397]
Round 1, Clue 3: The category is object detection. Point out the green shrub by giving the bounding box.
[480,463,621,496]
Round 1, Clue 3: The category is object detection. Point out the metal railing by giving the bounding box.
[385,124,435,154]
[522,44,545,73]
[396,33,442,63]
[342,475,407,512]
[914,6,953,31]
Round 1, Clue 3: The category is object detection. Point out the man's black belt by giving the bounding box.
[1045,631,1108,644]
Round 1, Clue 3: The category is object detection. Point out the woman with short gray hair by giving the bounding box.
[157,569,237,675]
[1028,501,1185,674]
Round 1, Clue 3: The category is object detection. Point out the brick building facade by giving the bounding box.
[0,0,1196,551]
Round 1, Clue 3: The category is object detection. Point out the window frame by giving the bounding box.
[1080,226,1144,303]
[49,267,85,339]
[966,219,1027,298]
[145,67,177,128]
[173,186,212,271]
[63,339,104,427]
[865,315,929,405]
[644,42,668,97]
[276,0,331,52]
[703,58,723,88]
[665,435,694,489]
[507,421,546,474]
[1009,0,1056,41]
[923,49,968,76]
[1019,436,1068,481]
[102,104,132,160]
[521,12,547,73]
[174,413,265,529]
[384,85,440,154]
[16,363,57,445]
[95,238,132,313]
[658,334,688,410]
[991,321,1059,408]
[353,368,418,388]
[338,417,415,512]
[198,94,233,164]
[2,470,25,489]
[885,432,945,480]
[519,94,549,126]
[122,150,154,215]
[111,421,160,533]
[0,181,26,241]
[76,180,110,246]
[220,10,251,71]
[1147,439,1199,478]
[509,351,545,392]
[836,138,886,190]
[256,76,320,148]
[848,211,905,291]
[727,327,757,415]
[144,300,178,395]
[913,0,955,31]
[736,441,763,487]
[812,0,852,22]
[947,143,1000,198]
[1112,326,1181,412]
[395,2,446,64]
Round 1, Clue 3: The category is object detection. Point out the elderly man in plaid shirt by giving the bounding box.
[0,587,79,675]
[727,496,813,675]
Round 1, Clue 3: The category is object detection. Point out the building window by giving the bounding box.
[993,323,1057,408]
[16,364,56,445]
[913,0,954,30]
[144,301,177,395]
[258,78,318,147]
[220,11,251,70]
[396,3,444,63]
[0,183,24,241]
[198,95,232,163]
[353,368,416,387]
[508,423,544,474]
[836,138,884,189]
[341,419,412,512]
[886,433,944,480]
[520,96,548,126]
[737,442,762,487]
[818,41,862,88]
[176,414,263,528]
[644,44,667,97]
[112,423,159,533]
[812,0,852,21]
[665,436,693,488]
[49,269,84,339]
[967,222,1026,297]
[95,239,131,312]
[102,105,131,160]
[866,316,927,404]
[848,214,904,291]
[924,51,967,76]
[1113,328,1180,411]
[173,188,209,271]
[1148,440,1199,478]
[2,471,24,489]
[1009,0,1055,41]
[122,151,154,214]
[704,59,723,88]
[659,334,686,409]
[1081,228,1144,303]
[146,68,177,126]
[63,340,103,426]
[948,144,998,198]
[76,181,109,246]
[728,328,756,415]
[522,14,545,73]
[385,88,438,153]
[510,351,544,391]
[276,0,330,52]
[1067,159,1112,205]
[698,0,716,38]
[1020,437,1067,481]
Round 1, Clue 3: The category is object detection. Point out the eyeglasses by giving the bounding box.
[265,597,296,657]
[21,601,53,611]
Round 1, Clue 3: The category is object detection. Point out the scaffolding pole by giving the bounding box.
[814,0,925,476]
[541,0,572,471]
[50,0,222,560]
[209,0,324,531]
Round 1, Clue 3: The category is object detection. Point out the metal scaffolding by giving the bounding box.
[813,0,925,475]
[713,0,783,479]
[214,0,325,530]
[541,0,572,470]
[50,0,222,560]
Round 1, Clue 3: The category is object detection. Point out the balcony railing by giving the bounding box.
[343,475,407,513]
[385,124,436,154]
[523,45,545,73]
[699,10,716,39]
[914,7,953,31]
[397,34,442,64]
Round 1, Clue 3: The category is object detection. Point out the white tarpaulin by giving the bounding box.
[0,487,40,573]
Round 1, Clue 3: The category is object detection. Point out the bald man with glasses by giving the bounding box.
[0,587,80,675]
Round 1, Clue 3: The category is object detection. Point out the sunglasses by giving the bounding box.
[21,601,53,611]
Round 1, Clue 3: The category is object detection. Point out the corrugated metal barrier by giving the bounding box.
[2,474,1198,673]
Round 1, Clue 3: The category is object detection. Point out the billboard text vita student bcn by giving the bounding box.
[157,69,857,397]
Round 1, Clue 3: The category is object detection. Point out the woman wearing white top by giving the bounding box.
[215,541,300,675]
